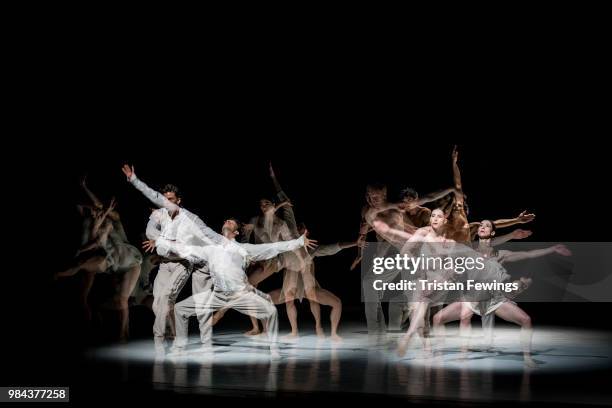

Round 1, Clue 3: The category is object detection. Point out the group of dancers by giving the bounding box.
[55,147,571,365]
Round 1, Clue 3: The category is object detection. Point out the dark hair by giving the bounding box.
[399,187,419,200]
[161,184,182,199]
[226,217,243,230]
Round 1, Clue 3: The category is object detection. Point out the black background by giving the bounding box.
[4,28,611,403]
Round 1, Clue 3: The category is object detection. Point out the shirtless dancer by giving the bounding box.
[354,183,456,335]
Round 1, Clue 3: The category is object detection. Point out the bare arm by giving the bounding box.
[493,210,536,229]
[372,220,413,241]
[415,187,455,207]
[451,145,464,204]
[491,229,532,246]
[80,176,103,209]
[501,244,571,263]
[312,241,358,258]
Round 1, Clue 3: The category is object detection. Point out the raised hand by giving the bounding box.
[452,145,459,164]
[274,200,293,212]
[121,164,135,179]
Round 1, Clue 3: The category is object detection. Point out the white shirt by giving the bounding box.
[157,235,306,292]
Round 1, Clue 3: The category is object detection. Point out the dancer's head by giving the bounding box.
[222,218,241,239]
[429,208,448,231]
[161,184,182,206]
[366,183,387,207]
[259,199,274,214]
[477,220,496,239]
[398,187,418,209]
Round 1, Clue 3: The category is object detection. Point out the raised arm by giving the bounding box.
[80,176,103,209]
[121,164,180,215]
[270,163,300,238]
[501,244,571,263]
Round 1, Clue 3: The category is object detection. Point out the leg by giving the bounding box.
[305,288,324,338]
[388,302,407,331]
[248,261,278,286]
[494,302,535,367]
[432,302,463,348]
[307,288,343,341]
[115,264,141,342]
[459,302,474,352]
[398,301,428,357]
[152,262,191,341]
[172,291,211,351]
[224,290,280,357]
[71,256,107,320]
[284,293,299,338]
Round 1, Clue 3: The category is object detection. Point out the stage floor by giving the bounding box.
[86,324,612,405]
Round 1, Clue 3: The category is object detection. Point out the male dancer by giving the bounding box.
[122,165,221,353]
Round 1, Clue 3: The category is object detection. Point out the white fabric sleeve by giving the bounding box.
[242,235,306,262]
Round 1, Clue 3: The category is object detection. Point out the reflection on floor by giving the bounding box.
[88,325,612,404]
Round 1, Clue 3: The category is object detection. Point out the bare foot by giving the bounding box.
[316,326,326,339]
[244,328,262,336]
[330,334,343,343]
[281,333,299,341]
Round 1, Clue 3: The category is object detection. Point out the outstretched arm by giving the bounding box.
[493,210,536,229]
[312,240,358,258]
[415,187,456,207]
[372,220,413,241]
[491,229,532,246]
[501,244,571,263]
[243,235,317,262]
[452,145,465,205]
[121,164,180,215]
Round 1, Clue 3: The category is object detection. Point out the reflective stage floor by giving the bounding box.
[83,324,612,405]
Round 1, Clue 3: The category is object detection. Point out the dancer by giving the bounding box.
[123,165,220,352]
[269,222,357,341]
[355,183,456,335]
[371,209,516,357]
[447,146,535,242]
[432,220,572,367]
[57,177,143,341]
[168,217,316,359]
[122,165,316,358]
